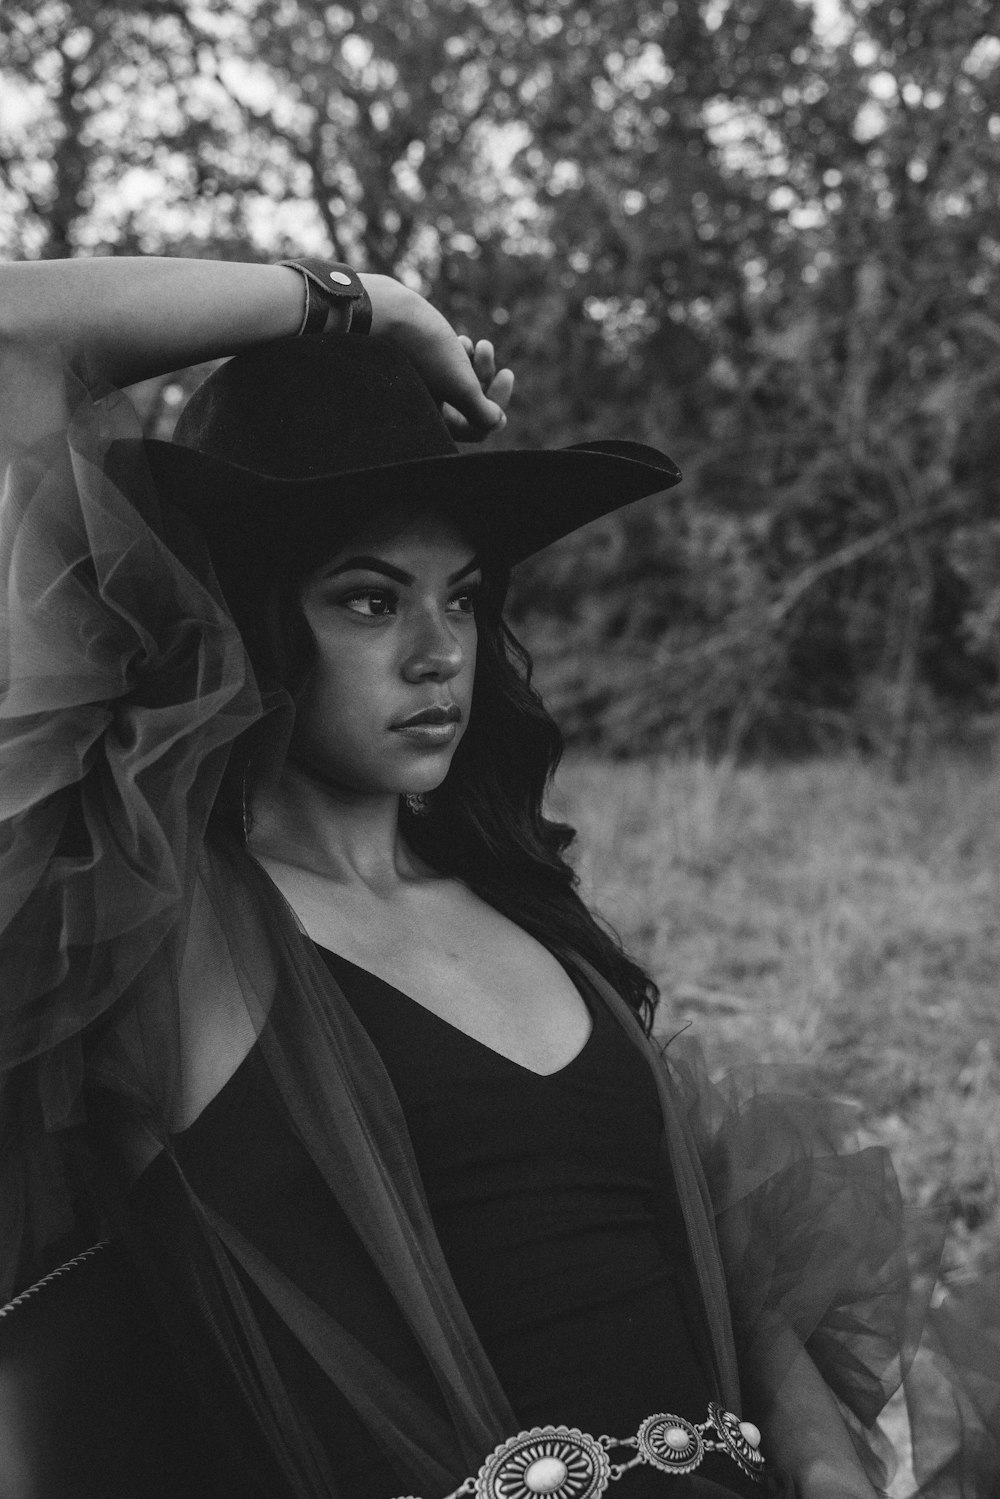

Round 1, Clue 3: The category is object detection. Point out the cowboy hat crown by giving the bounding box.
[144,336,681,566]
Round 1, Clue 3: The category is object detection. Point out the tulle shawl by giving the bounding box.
[0,366,947,1496]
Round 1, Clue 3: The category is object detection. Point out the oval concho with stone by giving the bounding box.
[706,1404,765,1480]
[635,1413,704,1476]
[475,1427,611,1499]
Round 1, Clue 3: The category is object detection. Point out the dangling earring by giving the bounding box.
[242,763,253,845]
[403,792,431,817]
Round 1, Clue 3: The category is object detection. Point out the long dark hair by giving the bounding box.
[220,549,659,1032]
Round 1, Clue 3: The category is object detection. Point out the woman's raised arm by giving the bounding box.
[0,257,511,444]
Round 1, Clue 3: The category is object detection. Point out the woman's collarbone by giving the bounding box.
[256,856,591,1067]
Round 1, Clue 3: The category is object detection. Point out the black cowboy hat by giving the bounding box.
[144,337,681,572]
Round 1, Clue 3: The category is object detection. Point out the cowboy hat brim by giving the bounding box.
[141,436,682,567]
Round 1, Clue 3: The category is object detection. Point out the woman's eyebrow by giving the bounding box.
[323,554,481,584]
[324,555,412,584]
[448,555,482,583]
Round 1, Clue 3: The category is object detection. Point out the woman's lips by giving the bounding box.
[391,721,459,746]
[390,704,462,744]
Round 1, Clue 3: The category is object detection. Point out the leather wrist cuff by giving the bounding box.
[277,258,373,338]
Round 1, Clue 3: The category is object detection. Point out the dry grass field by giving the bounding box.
[553,751,1000,1282]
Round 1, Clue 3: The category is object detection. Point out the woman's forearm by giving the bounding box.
[0,257,511,446]
[0,256,309,387]
[747,1321,881,1499]
[759,1347,881,1498]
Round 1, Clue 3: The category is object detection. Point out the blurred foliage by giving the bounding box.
[2,0,999,762]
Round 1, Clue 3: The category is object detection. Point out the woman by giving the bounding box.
[0,255,918,1499]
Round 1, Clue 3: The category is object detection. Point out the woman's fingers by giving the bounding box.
[442,339,514,441]
[442,335,513,438]
[471,339,496,386]
[362,274,512,441]
[440,347,512,440]
[443,338,514,440]
[439,345,512,440]
[440,405,504,441]
[485,365,514,412]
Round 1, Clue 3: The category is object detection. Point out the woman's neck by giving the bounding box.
[248,762,426,891]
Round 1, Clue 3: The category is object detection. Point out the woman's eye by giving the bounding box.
[448,589,479,614]
[342,590,396,617]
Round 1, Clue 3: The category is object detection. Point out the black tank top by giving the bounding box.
[171,947,758,1499]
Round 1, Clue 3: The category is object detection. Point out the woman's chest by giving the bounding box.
[260,864,593,1074]
[368,933,592,1076]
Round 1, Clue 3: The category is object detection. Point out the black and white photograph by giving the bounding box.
[1,2,999,1495]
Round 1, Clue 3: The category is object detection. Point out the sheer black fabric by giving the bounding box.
[0,363,968,1497]
[170,943,759,1498]
[900,1273,1000,1497]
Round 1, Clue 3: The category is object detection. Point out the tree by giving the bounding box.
[2,0,998,758]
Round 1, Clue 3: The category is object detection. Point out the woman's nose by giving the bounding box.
[401,610,465,681]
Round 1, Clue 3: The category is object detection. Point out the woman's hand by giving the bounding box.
[361,273,514,441]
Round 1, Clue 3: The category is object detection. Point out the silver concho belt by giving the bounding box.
[393,1403,765,1499]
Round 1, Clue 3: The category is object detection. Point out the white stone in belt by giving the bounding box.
[328,270,353,285]
[738,1422,762,1449]
[524,1457,569,1492]
[664,1427,691,1449]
